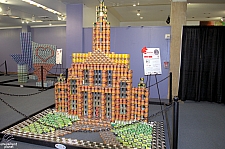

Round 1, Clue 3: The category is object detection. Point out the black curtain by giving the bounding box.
[178,26,225,103]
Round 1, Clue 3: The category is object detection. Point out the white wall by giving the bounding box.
[186,21,200,26]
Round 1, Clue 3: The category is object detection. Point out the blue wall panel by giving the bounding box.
[0,29,21,72]
[66,4,83,68]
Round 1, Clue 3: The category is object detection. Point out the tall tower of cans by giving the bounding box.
[55,0,149,123]
[92,0,110,54]
[11,32,32,83]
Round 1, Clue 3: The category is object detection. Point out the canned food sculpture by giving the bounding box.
[55,0,149,123]
[11,32,32,83]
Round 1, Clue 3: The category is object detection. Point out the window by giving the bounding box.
[94,70,102,86]
[142,105,145,110]
[120,104,127,114]
[107,70,113,86]
[120,82,127,98]
[70,79,77,94]
[134,114,137,120]
[84,69,89,85]
[106,93,112,118]
[58,106,62,111]
[93,92,101,118]
[71,79,76,84]
[135,93,138,98]
[70,100,77,110]
[65,107,68,112]
[83,91,88,116]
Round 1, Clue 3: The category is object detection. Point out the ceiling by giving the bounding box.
[0,0,225,28]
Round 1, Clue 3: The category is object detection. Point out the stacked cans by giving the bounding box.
[32,43,56,83]
[72,53,88,63]
[17,64,28,83]
[55,58,149,123]
[131,88,149,122]
[54,0,150,124]
[106,53,130,66]
[93,22,110,53]
[33,63,54,82]
[55,82,69,113]
[11,32,33,72]
[93,0,110,54]
[36,80,54,87]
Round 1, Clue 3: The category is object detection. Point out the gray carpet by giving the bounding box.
[0,85,55,149]
[165,100,225,149]
[178,100,225,149]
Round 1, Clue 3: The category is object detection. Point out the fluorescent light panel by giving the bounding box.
[10,15,20,19]
[22,0,65,17]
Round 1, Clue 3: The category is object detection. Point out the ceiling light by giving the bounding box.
[0,7,2,13]
[221,17,224,22]
[10,16,20,19]
[137,2,140,5]
[21,19,25,24]
[30,1,35,5]
[133,4,136,6]
[26,20,29,24]
[140,16,143,19]
[62,16,66,20]
[59,15,66,21]
[32,15,35,22]
[57,16,62,20]
[6,7,11,15]
[137,10,140,16]
[49,22,52,26]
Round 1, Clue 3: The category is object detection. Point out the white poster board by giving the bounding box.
[143,48,162,75]
[56,49,62,64]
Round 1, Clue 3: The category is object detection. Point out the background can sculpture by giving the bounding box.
[32,42,56,87]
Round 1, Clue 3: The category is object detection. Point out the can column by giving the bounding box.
[101,89,106,120]
[88,87,93,119]
[111,88,116,122]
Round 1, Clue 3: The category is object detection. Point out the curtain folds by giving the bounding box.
[178,26,225,103]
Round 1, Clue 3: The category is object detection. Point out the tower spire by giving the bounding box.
[92,0,110,53]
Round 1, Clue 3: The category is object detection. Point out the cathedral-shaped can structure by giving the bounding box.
[55,0,149,123]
